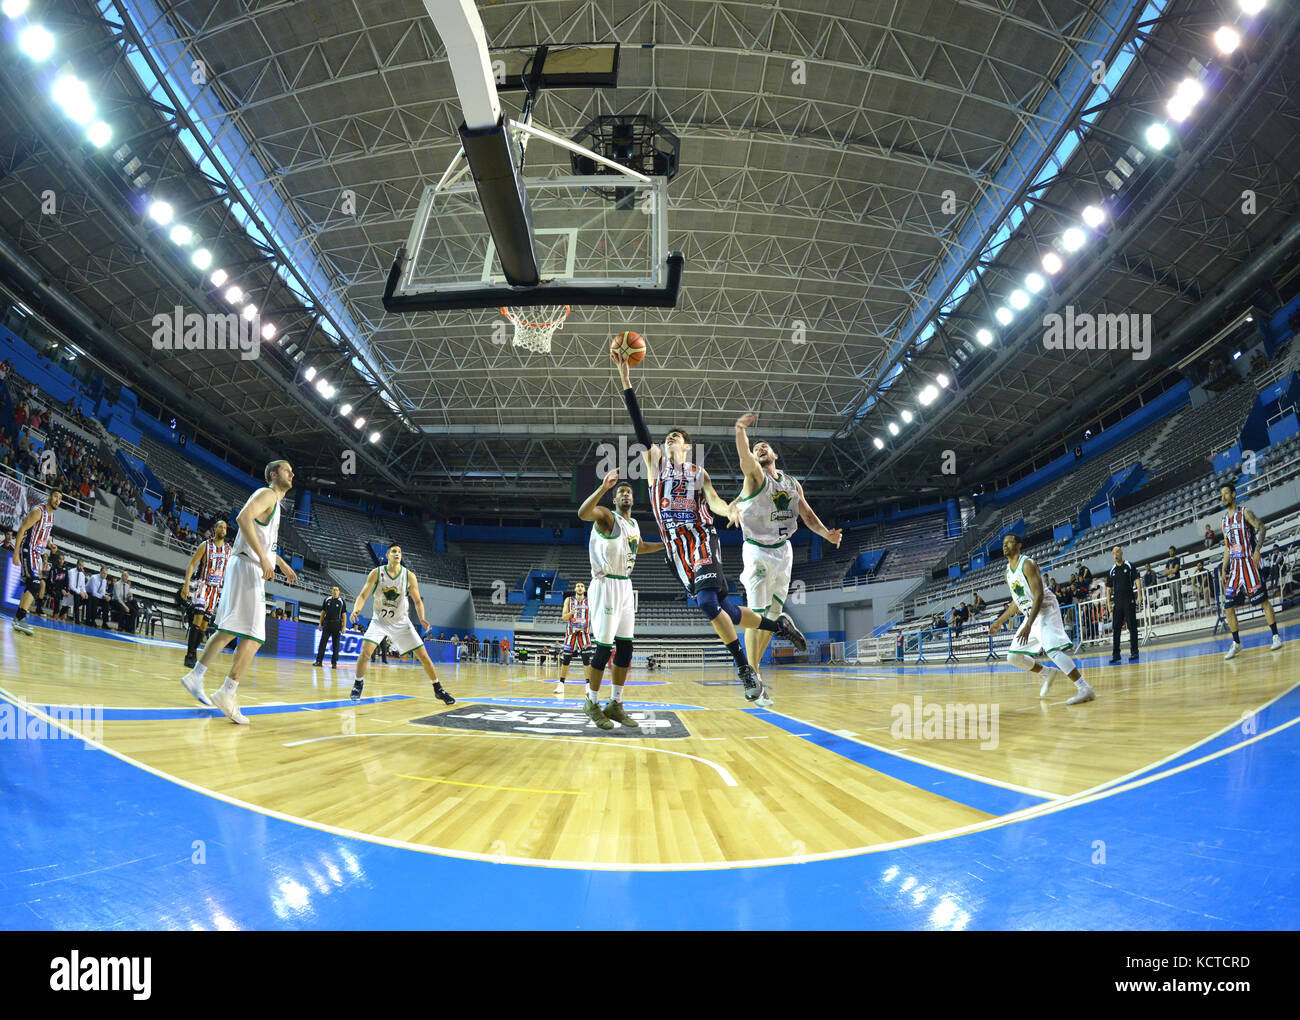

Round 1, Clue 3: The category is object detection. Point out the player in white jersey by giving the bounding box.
[575,470,664,729]
[729,413,842,699]
[347,544,455,705]
[989,533,1095,705]
[179,460,299,724]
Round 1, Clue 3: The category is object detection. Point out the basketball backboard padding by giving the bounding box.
[459,117,539,286]
[383,253,682,312]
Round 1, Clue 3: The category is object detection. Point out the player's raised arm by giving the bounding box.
[579,470,620,535]
[698,469,736,519]
[733,413,764,497]
[613,347,661,479]
[795,480,842,548]
[350,567,378,626]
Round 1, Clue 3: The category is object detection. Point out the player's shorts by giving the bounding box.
[1006,604,1073,659]
[562,628,592,653]
[213,556,267,644]
[589,575,635,646]
[740,540,793,615]
[362,616,424,655]
[664,527,730,599]
[194,581,222,616]
[1224,555,1269,608]
[19,541,46,596]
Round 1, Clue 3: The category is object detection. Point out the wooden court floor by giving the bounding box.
[2,622,1294,871]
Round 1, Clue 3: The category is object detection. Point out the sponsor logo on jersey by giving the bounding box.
[410,705,690,738]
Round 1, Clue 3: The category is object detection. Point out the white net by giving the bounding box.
[501,304,570,353]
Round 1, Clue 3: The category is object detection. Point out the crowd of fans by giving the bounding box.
[2,531,151,632]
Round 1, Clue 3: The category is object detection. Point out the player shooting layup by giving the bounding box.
[612,345,806,703]
[730,412,842,692]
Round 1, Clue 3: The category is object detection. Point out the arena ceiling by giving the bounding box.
[0,0,1297,521]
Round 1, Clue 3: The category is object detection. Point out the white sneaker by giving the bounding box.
[180,669,213,707]
[553,682,565,695]
[1271,634,1283,651]
[755,684,774,708]
[1039,672,1055,698]
[1066,681,1095,705]
[1224,641,1240,661]
[210,687,248,725]
[13,619,33,635]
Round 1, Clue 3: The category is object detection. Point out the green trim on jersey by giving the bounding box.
[254,500,280,527]
[745,537,789,549]
[594,639,616,648]
[600,573,630,580]
[736,476,767,503]
[383,563,404,580]
[216,626,262,644]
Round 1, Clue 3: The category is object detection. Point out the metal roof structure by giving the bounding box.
[0,0,1297,519]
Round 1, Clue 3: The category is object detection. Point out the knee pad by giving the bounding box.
[561,651,573,666]
[581,649,593,667]
[1007,653,1037,672]
[697,589,723,620]
[718,595,743,625]
[613,638,633,668]
[1047,649,1077,674]
[590,644,613,672]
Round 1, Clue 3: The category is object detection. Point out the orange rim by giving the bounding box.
[501,305,571,329]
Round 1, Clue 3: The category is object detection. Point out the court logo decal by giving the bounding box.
[410,705,690,738]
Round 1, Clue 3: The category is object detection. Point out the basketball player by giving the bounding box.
[989,533,1096,705]
[612,348,806,702]
[180,520,231,668]
[347,544,455,705]
[575,470,664,729]
[730,412,842,700]
[1220,481,1283,659]
[179,461,299,723]
[553,581,593,694]
[10,487,61,636]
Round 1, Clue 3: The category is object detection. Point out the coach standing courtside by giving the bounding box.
[315,585,347,668]
[1107,545,1143,664]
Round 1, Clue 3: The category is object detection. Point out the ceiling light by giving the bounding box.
[1081,205,1105,228]
[304,366,317,381]
[369,432,381,444]
[1145,123,1171,149]
[224,286,243,304]
[1024,273,1044,294]
[210,268,228,287]
[4,0,32,18]
[901,409,914,424]
[872,437,884,450]
[1062,227,1086,252]
[261,322,277,340]
[242,303,258,321]
[19,25,54,62]
[888,422,899,436]
[1009,290,1028,310]
[87,121,112,148]
[995,307,1013,326]
[918,385,938,406]
[355,417,366,429]
[976,328,993,346]
[1042,251,1063,275]
[148,200,174,225]
[193,249,213,271]
[52,75,94,124]
[1214,26,1241,53]
[169,224,192,245]
[340,403,352,416]
[936,373,950,388]
[1238,0,1265,15]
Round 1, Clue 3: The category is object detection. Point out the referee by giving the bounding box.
[1106,545,1143,664]
[314,585,347,667]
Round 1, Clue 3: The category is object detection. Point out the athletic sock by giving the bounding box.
[186,628,202,655]
[1232,630,1240,644]
[218,676,237,694]
[726,639,748,669]
[585,686,599,703]
[611,686,623,702]
[14,608,25,622]
[1269,622,1279,636]
[757,617,780,632]
[191,662,208,678]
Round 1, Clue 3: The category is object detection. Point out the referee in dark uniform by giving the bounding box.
[315,585,347,667]
[1107,545,1143,664]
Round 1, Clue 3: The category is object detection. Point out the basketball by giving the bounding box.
[611,331,647,367]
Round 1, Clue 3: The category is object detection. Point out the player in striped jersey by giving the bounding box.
[553,582,593,694]
[612,348,806,702]
[1219,481,1282,660]
[730,413,842,698]
[180,520,231,668]
[10,487,61,636]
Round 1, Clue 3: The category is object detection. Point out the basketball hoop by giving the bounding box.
[501,304,570,353]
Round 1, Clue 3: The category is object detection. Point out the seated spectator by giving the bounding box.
[1,531,13,551]
[1204,524,1216,549]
